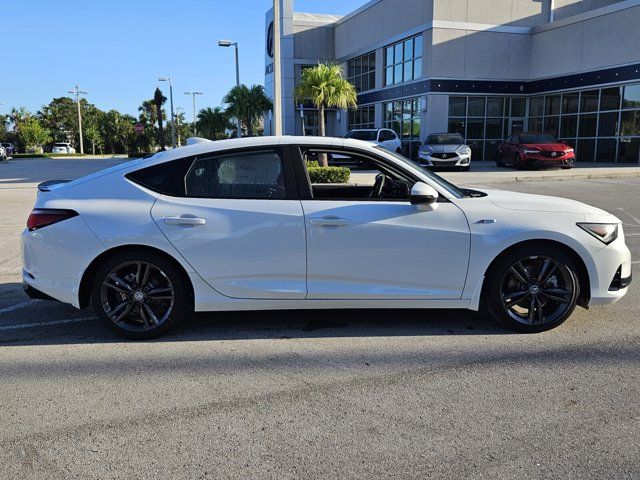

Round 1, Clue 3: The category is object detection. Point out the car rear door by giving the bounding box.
[151,146,307,299]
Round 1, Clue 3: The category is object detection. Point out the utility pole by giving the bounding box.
[176,107,184,146]
[184,91,203,135]
[67,85,87,154]
[158,77,176,148]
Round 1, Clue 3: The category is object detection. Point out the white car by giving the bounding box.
[22,136,631,339]
[344,128,402,153]
[52,142,76,154]
[0,145,6,161]
[418,133,472,171]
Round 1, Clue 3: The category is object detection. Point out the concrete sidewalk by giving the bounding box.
[441,162,640,185]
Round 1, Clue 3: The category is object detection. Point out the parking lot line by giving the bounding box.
[0,300,39,315]
[0,317,94,331]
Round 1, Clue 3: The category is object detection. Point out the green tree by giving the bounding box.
[154,88,167,150]
[295,64,357,165]
[197,107,232,140]
[18,118,51,153]
[223,84,272,137]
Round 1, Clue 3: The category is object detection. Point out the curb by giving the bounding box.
[453,170,640,185]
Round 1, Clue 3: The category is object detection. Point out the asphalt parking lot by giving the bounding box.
[1,157,639,479]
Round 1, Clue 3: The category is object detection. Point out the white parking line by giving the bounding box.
[0,300,39,315]
[0,317,94,331]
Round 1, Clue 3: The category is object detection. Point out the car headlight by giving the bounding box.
[456,146,471,155]
[563,148,574,154]
[577,223,619,245]
[522,149,540,154]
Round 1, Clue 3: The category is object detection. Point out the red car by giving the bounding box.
[497,132,575,169]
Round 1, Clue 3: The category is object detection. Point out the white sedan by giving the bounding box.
[22,136,631,339]
[51,142,76,154]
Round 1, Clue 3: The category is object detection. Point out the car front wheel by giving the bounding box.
[484,245,580,332]
[91,251,189,339]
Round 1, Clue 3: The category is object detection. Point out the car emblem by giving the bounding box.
[551,152,557,157]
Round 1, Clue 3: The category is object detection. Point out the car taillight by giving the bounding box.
[27,209,78,231]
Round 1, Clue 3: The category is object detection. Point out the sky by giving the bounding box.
[2,0,366,119]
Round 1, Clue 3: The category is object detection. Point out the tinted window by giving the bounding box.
[345,130,378,141]
[519,134,559,144]
[185,150,285,199]
[426,134,464,145]
[126,157,193,196]
[379,130,396,141]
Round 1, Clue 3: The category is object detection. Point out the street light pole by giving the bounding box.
[218,40,242,138]
[158,77,176,148]
[67,85,88,154]
[184,91,203,136]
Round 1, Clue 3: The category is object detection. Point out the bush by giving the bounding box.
[306,161,350,183]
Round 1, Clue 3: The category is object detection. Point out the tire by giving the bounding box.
[396,148,402,154]
[496,153,504,167]
[460,165,470,172]
[483,245,580,333]
[90,250,189,339]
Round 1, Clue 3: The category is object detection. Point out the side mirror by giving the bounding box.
[410,182,439,208]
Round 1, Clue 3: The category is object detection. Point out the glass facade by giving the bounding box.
[347,52,376,93]
[447,96,525,161]
[383,97,421,158]
[384,35,423,86]
[528,83,640,163]
[348,105,376,130]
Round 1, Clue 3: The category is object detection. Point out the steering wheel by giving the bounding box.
[369,173,387,198]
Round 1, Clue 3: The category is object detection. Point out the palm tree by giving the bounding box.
[295,64,358,164]
[224,84,273,136]
[196,107,232,140]
[154,88,167,150]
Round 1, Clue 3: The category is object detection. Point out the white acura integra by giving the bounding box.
[22,136,631,339]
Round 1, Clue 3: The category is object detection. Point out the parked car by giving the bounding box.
[497,132,575,169]
[22,136,630,339]
[344,128,402,153]
[0,145,6,161]
[51,142,76,154]
[1,142,16,157]
[418,133,472,171]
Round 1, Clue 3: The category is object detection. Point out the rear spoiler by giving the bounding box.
[37,180,71,192]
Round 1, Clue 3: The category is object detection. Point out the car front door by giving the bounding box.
[296,147,470,300]
[151,147,307,299]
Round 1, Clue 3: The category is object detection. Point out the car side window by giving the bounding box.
[379,130,395,142]
[185,149,286,199]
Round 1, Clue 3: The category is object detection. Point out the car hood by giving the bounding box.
[420,144,463,153]
[522,143,568,151]
[482,188,609,215]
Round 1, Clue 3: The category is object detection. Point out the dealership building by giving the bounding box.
[264,0,640,162]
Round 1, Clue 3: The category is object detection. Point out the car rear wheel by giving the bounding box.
[484,245,580,332]
[91,251,189,339]
[496,153,504,167]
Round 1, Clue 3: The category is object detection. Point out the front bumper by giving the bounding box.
[522,153,575,168]
[418,152,471,168]
[587,235,632,306]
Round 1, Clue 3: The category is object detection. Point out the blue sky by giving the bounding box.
[2,0,365,118]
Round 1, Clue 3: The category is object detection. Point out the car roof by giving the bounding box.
[143,136,382,164]
[348,128,382,131]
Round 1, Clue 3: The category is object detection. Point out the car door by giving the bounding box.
[151,146,307,299]
[296,146,470,300]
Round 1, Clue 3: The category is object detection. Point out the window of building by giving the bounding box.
[348,105,376,130]
[384,35,423,86]
[348,52,376,93]
[383,97,421,159]
[622,83,640,109]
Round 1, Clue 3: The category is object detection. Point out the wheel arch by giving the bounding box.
[482,239,591,308]
[78,244,195,309]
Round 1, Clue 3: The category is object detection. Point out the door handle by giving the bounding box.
[163,216,206,226]
[309,216,350,227]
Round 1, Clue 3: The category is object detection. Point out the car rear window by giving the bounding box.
[126,158,193,196]
[345,130,377,141]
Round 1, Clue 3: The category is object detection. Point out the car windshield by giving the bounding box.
[374,147,465,199]
[426,134,465,145]
[54,143,68,147]
[519,134,558,144]
[345,130,378,141]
